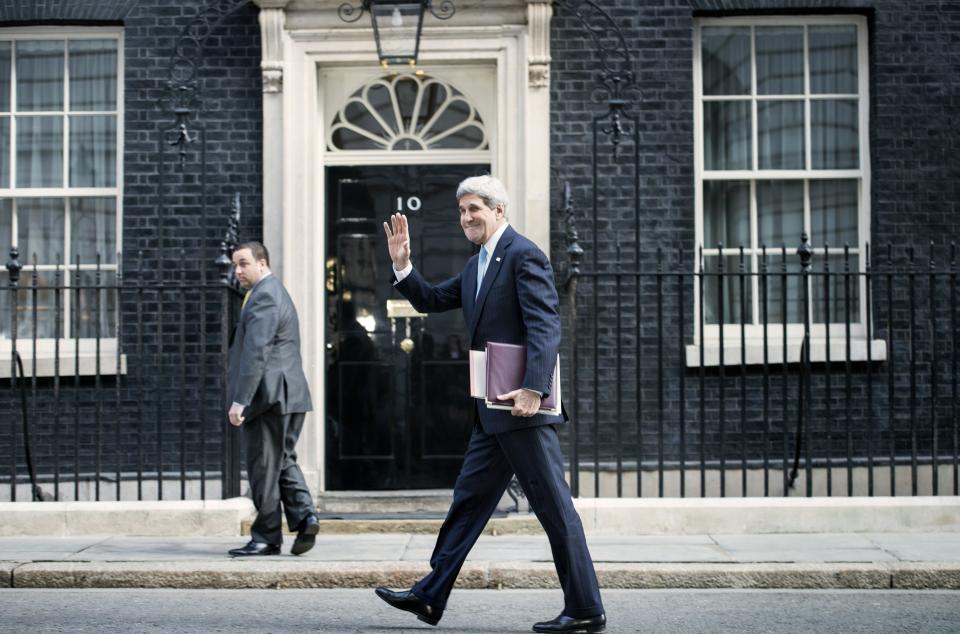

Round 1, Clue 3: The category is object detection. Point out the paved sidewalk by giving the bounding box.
[2,532,959,590]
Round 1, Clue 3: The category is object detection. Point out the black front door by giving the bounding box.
[325,164,489,490]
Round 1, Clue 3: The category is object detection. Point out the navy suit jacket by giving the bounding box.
[394,225,563,435]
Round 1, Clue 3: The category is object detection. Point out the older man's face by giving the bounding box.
[459,193,504,246]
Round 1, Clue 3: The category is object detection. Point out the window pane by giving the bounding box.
[811,99,858,169]
[810,179,858,248]
[761,254,802,323]
[0,41,10,111]
[69,39,117,111]
[703,255,752,325]
[70,115,116,186]
[0,272,6,337]
[813,255,860,324]
[0,270,58,339]
[429,125,485,150]
[0,198,10,251]
[71,197,116,264]
[701,27,751,95]
[757,180,803,248]
[16,40,64,111]
[17,198,64,265]
[16,116,63,187]
[704,180,749,248]
[756,26,804,95]
[810,25,858,94]
[704,101,751,170]
[75,270,116,338]
[758,101,804,169]
[0,116,8,187]
[366,82,399,135]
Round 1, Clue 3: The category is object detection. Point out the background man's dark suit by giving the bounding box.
[394,225,604,620]
[228,273,316,545]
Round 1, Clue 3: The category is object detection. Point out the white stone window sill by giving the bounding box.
[685,339,887,368]
[1,340,128,378]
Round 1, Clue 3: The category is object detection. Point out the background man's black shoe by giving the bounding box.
[228,541,280,557]
[532,613,606,633]
[374,587,443,626]
[290,514,320,556]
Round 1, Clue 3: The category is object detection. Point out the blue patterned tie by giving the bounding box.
[476,247,488,299]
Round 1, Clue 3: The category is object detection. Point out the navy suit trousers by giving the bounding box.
[412,421,604,619]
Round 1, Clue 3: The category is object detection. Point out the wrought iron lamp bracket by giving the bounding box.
[164,0,252,168]
[554,1,640,159]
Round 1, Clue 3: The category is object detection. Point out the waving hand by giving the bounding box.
[383,213,411,271]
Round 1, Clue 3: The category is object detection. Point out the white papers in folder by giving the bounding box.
[469,349,487,399]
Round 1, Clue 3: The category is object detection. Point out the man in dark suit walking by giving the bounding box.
[226,241,319,557]
[376,177,605,633]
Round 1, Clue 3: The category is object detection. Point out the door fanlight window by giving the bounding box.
[328,74,488,151]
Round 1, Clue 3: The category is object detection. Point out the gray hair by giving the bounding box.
[456,175,509,216]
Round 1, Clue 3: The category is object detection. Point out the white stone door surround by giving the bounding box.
[253,0,553,491]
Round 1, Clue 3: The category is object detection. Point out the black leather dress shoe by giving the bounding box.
[532,613,606,633]
[291,514,320,556]
[374,587,443,626]
[228,540,281,557]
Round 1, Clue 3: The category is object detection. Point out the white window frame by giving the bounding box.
[690,15,884,366]
[0,26,125,377]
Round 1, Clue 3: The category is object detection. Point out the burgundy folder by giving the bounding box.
[484,341,561,416]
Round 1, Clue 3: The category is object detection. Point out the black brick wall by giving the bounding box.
[2,0,261,491]
[549,0,960,475]
[4,0,959,495]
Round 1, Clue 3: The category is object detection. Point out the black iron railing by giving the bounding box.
[2,219,244,503]
[560,221,959,499]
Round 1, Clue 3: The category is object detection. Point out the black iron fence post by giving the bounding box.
[798,233,814,496]
[6,246,21,501]
[562,182,583,498]
[216,240,241,499]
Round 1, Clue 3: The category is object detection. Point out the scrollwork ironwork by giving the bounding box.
[429,0,456,20]
[165,0,253,167]
[216,193,243,287]
[554,0,640,159]
[562,182,583,287]
[337,1,456,24]
[338,1,366,23]
[506,476,527,512]
[5,246,22,285]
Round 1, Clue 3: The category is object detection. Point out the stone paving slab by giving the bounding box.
[0,536,112,560]
[67,536,412,562]
[866,533,960,562]
[403,534,554,562]
[712,533,901,563]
